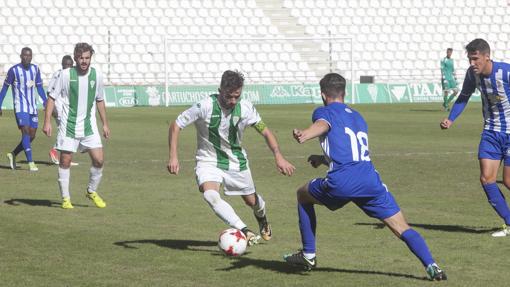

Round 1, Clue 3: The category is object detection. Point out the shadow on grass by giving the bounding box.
[217,255,427,280]
[114,239,218,252]
[4,198,88,208]
[114,239,426,280]
[356,222,499,234]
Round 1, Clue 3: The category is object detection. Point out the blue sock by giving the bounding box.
[400,229,434,267]
[21,134,33,162]
[298,202,316,254]
[482,183,510,225]
[12,142,24,156]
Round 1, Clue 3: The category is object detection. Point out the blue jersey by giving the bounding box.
[312,102,387,197]
[0,63,46,114]
[460,61,510,133]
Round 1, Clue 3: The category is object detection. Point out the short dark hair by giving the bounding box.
[74,42,95,58]
[320,73,346,98]
[61,55,73,64]
[465,38,490,54]
[446,48,453,52]
[220,70,244,93]
[21,47,32,54]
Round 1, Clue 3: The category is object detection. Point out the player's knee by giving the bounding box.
[92,159,104,168]
[503,178,510,190]
[480,175,494,185]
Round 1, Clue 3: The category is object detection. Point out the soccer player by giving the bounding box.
[0,47,47,171]
[167,70,295,245]
[441,48,459,111]
[47,55,75,165]
[285,73,447,281]
[440,38,510,237]
[43,43,110,209]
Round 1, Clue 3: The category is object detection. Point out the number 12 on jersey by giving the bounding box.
[345,127,371,162]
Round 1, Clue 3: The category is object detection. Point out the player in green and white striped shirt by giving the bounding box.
[168,70,295,245]
[43,43,110,209]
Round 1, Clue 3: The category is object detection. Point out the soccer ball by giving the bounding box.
[218,228,247,256]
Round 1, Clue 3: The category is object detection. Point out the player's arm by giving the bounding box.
[440,69,476,129]
[96,100,110,139]
[255,121,295,176]
[167,121,182,175]
[168,103,201,175]
[0,68,15,116]
[43,97,55,137]
[293,120,330,143]
[35,66,47,106]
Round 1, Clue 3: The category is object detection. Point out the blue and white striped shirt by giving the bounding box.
[449,61,510,134]
[0,63,47,114]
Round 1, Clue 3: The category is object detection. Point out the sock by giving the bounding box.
[446,93,456,105]
[203,190,246,230]
[87,166,103,193]
[21,134,33,162]
[482,183,510,225]
[303,252,316,259]
[58,167,71,199]
[400,228,434,267]
[442,95,448,107]
[298,202,317,254]
[12,142,23,156]
[252,193,266,218]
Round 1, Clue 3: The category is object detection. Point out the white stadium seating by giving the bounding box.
[0,0,509,84]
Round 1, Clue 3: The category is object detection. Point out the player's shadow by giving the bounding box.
[114,239,218,252]
[19,160,55,166]
[217,256,427,280]
[0,164,19,170]
[4,198,88,208]
[356,222,499,234]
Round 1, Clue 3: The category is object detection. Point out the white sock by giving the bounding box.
[58,167,70,199]
[252,193,266,218]
[203,189,246,230]
[303,252,316,259]
[87,166,103,193]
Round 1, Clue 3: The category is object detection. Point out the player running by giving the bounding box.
[441,48,459,111]
[43,42,110,209]
[167,70,295,245]
[285,73,446,281]
[0,47,47,171]
[441,38,510,237]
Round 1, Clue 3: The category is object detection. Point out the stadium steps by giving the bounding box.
[255,0,332,77]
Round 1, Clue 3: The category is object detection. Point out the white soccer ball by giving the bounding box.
[218,228,247,256]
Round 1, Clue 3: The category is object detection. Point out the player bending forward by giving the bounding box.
[167,70,295,245]
[284,73,446,281]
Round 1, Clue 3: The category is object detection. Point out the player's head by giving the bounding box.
[61,55,73,70]
[319,73,346,105]
[465,38,491,75]
[73,42,95,74]
[446,48,453,58]
[218,70,244,109]
[20,47,32,68]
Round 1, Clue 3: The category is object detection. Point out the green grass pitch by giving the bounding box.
[1,103,509,286]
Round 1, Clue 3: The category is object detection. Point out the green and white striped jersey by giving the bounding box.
[175,94,262,171]
[48,67,104,138]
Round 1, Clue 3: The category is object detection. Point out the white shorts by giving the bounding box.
[195,164,256,196]
[56,132,103,153]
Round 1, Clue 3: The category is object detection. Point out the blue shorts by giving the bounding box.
[308,178,401,220]
[15,112,38,128]
[478,129,510,166]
